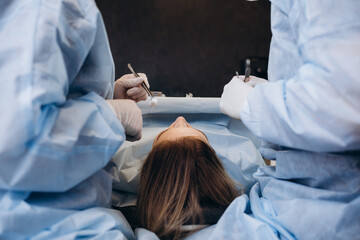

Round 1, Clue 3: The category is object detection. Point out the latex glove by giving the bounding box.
[113,73,149,102]
[220,76,254,120]
[245,75,268,87]
[106,99,143,141]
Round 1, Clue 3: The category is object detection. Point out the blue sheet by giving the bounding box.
[111,97,265,208]
[113,97,360,240]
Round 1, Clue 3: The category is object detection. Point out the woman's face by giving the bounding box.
[153,116,209,145]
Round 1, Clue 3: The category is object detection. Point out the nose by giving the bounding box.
[172,116,189,128]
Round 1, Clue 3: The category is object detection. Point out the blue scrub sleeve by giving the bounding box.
[241,1,360,152]
[0,0,125,192]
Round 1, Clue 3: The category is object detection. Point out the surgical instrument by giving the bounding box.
[244,68,251,82]
[244,59,251,82]
[127,63,158,106]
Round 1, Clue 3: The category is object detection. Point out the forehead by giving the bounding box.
[155,127,208,144]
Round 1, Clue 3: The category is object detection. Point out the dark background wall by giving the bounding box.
[96,0,271,97]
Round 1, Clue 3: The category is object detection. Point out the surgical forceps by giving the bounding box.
[127,63,155,101]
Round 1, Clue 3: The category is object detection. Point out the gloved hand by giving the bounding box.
[220,75,267,119]
[106,99,143,141]
[245,75,268,87]
[113,73,149,102]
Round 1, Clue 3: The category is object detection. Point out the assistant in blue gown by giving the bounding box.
[213,0,360,239]
[240,0,360,152]
[0,0,134,239]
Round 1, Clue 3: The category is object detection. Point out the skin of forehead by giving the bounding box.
[154,127,208,145]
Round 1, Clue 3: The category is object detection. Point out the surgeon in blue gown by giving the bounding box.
[0,0,149,239]
[217,1,360,240]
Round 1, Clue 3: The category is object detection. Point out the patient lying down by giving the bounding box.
[132,116,242,239]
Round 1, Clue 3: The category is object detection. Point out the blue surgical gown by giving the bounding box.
[225,1,360,239]
[240,0,360,152]
[0,0,134,239]
[186,151,360,240]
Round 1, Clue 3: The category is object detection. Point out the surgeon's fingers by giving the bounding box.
[118,73,148,84]
[117,73,133,80]
[232,75,246,82]
[133,91,148,101]
[127,87,148,102]
[127,87,145,96]
[134,96,148,103]
[245,76,268,87]
[138,73,149,88]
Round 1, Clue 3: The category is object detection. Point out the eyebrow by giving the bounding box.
[155,128,208,142]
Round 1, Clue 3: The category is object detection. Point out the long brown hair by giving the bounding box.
[137,137,241,239]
